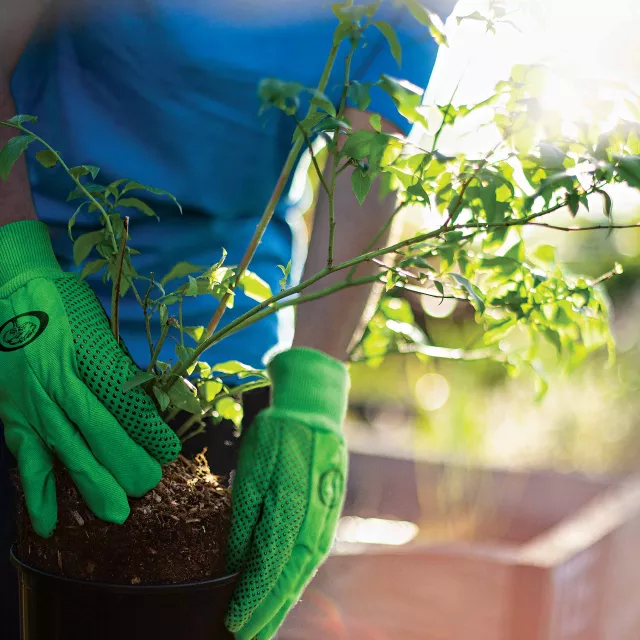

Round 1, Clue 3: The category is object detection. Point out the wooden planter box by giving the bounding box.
[281,452,640,640]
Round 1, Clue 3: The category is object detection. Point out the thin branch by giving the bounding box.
[143,274,156,363]
[110,216,129,341]
[350,343,505,363]
[202,37,343,341]
[147,319,173,373]
[346,200,407,281]
[3,122,119,255]
[328,40,358,268]
[526,221,640,232]
[293,113,330,195]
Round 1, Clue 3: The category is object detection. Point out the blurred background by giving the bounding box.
[348,0,640,478]
[283,2,640,638]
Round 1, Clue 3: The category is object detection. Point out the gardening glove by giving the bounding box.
[226,347,349,640]
[0,220,181,538]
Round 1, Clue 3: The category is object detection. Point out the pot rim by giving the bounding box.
[10,546,239,594]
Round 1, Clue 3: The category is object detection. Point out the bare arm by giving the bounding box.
[292,108,402,360]
[0,0,50,228]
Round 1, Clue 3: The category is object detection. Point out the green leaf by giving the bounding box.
[309,90,336,117]
[35,149,59,169]
[107,178,128,198]
[333,21,355,46]
[152,385,171,412]
[378,75,427,127]
[184,326,206,342]
[601,190,613,218]
[176,344,195,364]
[0,135,34,182]
[186,275,199,296]
[539,142,565,170]
[68,201,89,240]
[200,379,223,403]
[159,303,169,327]
[348,81,372,111]
[332,2,376,22]
[450,273,485,313]
[73,230,105,266]
[79,258,107,280]
[277,261,292,290]
[122,371,156,392]
[567,191,580,217]
[6,115,37,125]
[351,167,372,205]
[160,261,202,286]
[211,361,256,376]
[66,182,107,202]
[216,396,243,427]
[118,197,158,218]
[292,112,328,143]
[402,0,448,45]
[167,377,202,415]
[374,21,402,66]
[258,78,304,114]
[121,181,182,214]
[69,165,100,180]
[239,271,273,302]
[369,113,382,133]
[195,361,212,379]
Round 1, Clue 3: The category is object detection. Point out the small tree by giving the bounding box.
[2,0,638,439]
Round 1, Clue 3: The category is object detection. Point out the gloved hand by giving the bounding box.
[226,347,349,640]
[0,220,181,538]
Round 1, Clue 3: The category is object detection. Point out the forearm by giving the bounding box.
[0,0,50,228]
[292,155,397,361]
[0,86,38,228]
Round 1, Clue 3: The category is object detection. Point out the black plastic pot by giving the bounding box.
[11,548,237,640]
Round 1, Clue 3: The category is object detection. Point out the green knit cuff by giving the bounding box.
[0,221,61,287]
[268,347,350,433]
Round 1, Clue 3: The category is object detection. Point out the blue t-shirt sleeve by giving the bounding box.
[348,12,443,134]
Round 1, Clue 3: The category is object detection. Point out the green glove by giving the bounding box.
[226,347,349,640]
[0,220,181,538]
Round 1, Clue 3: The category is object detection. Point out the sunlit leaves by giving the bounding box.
[216,396,243,427]
[238,271,273,302]
[378,75,427,127]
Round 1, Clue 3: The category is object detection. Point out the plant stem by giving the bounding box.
[328,40,357,268]
[143,274,156,363]
[293,114,330,195]
[346,200,407,280]
[201,38,342,341]
[147,320,171,373]
[350,343,504,363]
[3,122,119,255]
[178,298,185,347]
[175,412,206,440]
[203,274,381,347]
[110,216,129,341]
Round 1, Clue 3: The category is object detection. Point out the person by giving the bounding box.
[0,0,452,637]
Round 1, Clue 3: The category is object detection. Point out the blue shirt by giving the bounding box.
[11,0,451,369]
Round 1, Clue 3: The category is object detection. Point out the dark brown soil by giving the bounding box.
[14,452,232,585]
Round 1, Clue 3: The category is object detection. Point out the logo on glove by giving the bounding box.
[0,312,49,352]
[319,468,344,509]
